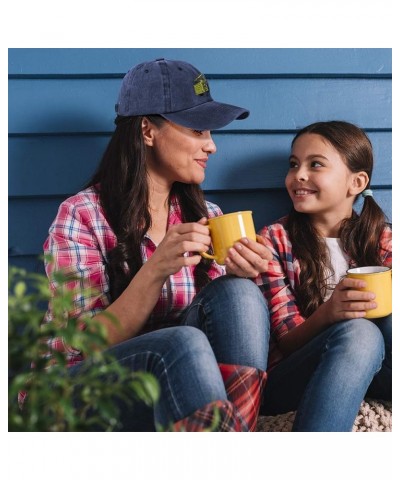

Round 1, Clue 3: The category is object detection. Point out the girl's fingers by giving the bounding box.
[339,277,367,290]
[231,242,270,273]
[240,237,273,261]
[342,289,376,302]
[225,250,259,278]
[344,301,377,311]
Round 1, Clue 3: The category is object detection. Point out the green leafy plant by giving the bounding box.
[8,264,160,432]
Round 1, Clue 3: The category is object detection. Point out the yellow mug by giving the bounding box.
[200,211,256,265]
[346,266,392,319]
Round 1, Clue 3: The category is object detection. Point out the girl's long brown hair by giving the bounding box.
[87,115,212,302]
[287,121,389,317]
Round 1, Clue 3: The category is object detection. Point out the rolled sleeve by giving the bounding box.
[44,200,110,322]
[380,225,392,267]
[256,224,305,341]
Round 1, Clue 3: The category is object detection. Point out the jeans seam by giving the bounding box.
[117,350,184,420]
[185,300,215,347]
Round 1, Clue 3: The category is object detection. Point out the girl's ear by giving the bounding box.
[142,117,155,147]
[349,171,369,195]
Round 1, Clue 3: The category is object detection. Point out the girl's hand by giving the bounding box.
[225,235,272,278]
[147,218,211,280]
[324,277,377,323]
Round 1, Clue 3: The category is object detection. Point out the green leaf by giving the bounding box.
[14,281,27,297]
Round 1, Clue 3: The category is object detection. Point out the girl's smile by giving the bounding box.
[293,188,318,196]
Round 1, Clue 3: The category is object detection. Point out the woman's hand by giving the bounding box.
[324,277,377,323]
[225,235,272,278]
[146,218,211,280]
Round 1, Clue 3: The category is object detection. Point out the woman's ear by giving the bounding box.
[142,117,155,147]
[349,171,369,195]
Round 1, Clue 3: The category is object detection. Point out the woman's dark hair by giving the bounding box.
[287,120,389,317]
[87,115,212,301]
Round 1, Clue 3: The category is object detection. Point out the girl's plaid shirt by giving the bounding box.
[256,216,392,370]
[43,187,225,367]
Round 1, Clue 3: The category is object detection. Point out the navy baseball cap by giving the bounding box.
[115,58,249,130]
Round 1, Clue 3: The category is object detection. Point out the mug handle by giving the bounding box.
[200,223,217,260]
[200,251,217,260]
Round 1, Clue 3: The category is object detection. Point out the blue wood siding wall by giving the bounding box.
[8,48,392,273]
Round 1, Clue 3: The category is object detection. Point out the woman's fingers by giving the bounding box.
[163,223,211,250]
[173,221,210,236]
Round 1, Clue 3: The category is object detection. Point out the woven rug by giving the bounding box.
[256,398,392,432]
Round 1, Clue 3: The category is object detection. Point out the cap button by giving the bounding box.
[155,58,165,61]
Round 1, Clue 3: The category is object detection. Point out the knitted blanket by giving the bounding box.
[256,398,392,432]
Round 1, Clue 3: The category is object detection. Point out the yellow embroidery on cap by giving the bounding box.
[193,74,209,95]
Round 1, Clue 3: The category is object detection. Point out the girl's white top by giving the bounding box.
[323,237,350,301]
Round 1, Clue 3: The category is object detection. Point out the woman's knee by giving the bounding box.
[230,277,269,334]
[209,276,269,323]
[211,275,264,300]
[110,326,215,377]
[157,327,224,395]
[159,326,213,358]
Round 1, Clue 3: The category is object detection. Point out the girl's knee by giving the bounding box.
[348,319,384,347]
[335,319,385,368]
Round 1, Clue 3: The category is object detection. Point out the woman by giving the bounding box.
[41,58,272,431]
[256,121,391,431]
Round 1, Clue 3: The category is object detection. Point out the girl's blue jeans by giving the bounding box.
[260,315,391,432]
[70,276,269,431]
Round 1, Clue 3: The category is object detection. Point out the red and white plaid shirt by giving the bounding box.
[43,187,225,367]
[256,216,392,369]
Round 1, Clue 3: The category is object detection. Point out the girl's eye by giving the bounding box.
[289,160,298,169]
[193,130,204,136]
[311,161,323,168]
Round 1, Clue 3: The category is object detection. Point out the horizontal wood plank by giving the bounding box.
[9,78,391,133]
[8,48,392,75]
[8,131,392,195]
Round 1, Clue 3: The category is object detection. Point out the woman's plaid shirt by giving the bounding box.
[255,216,392,369]
[43,187,225,367]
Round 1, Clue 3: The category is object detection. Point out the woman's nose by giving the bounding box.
[203,132,217,154]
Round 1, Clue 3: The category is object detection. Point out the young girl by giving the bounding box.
[35,58,272,431]
[256,120,392,432]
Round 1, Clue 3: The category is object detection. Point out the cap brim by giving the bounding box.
[161,100,249,130]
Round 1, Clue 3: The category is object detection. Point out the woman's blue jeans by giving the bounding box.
[260,315,391,432]
[70,276,269,431]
